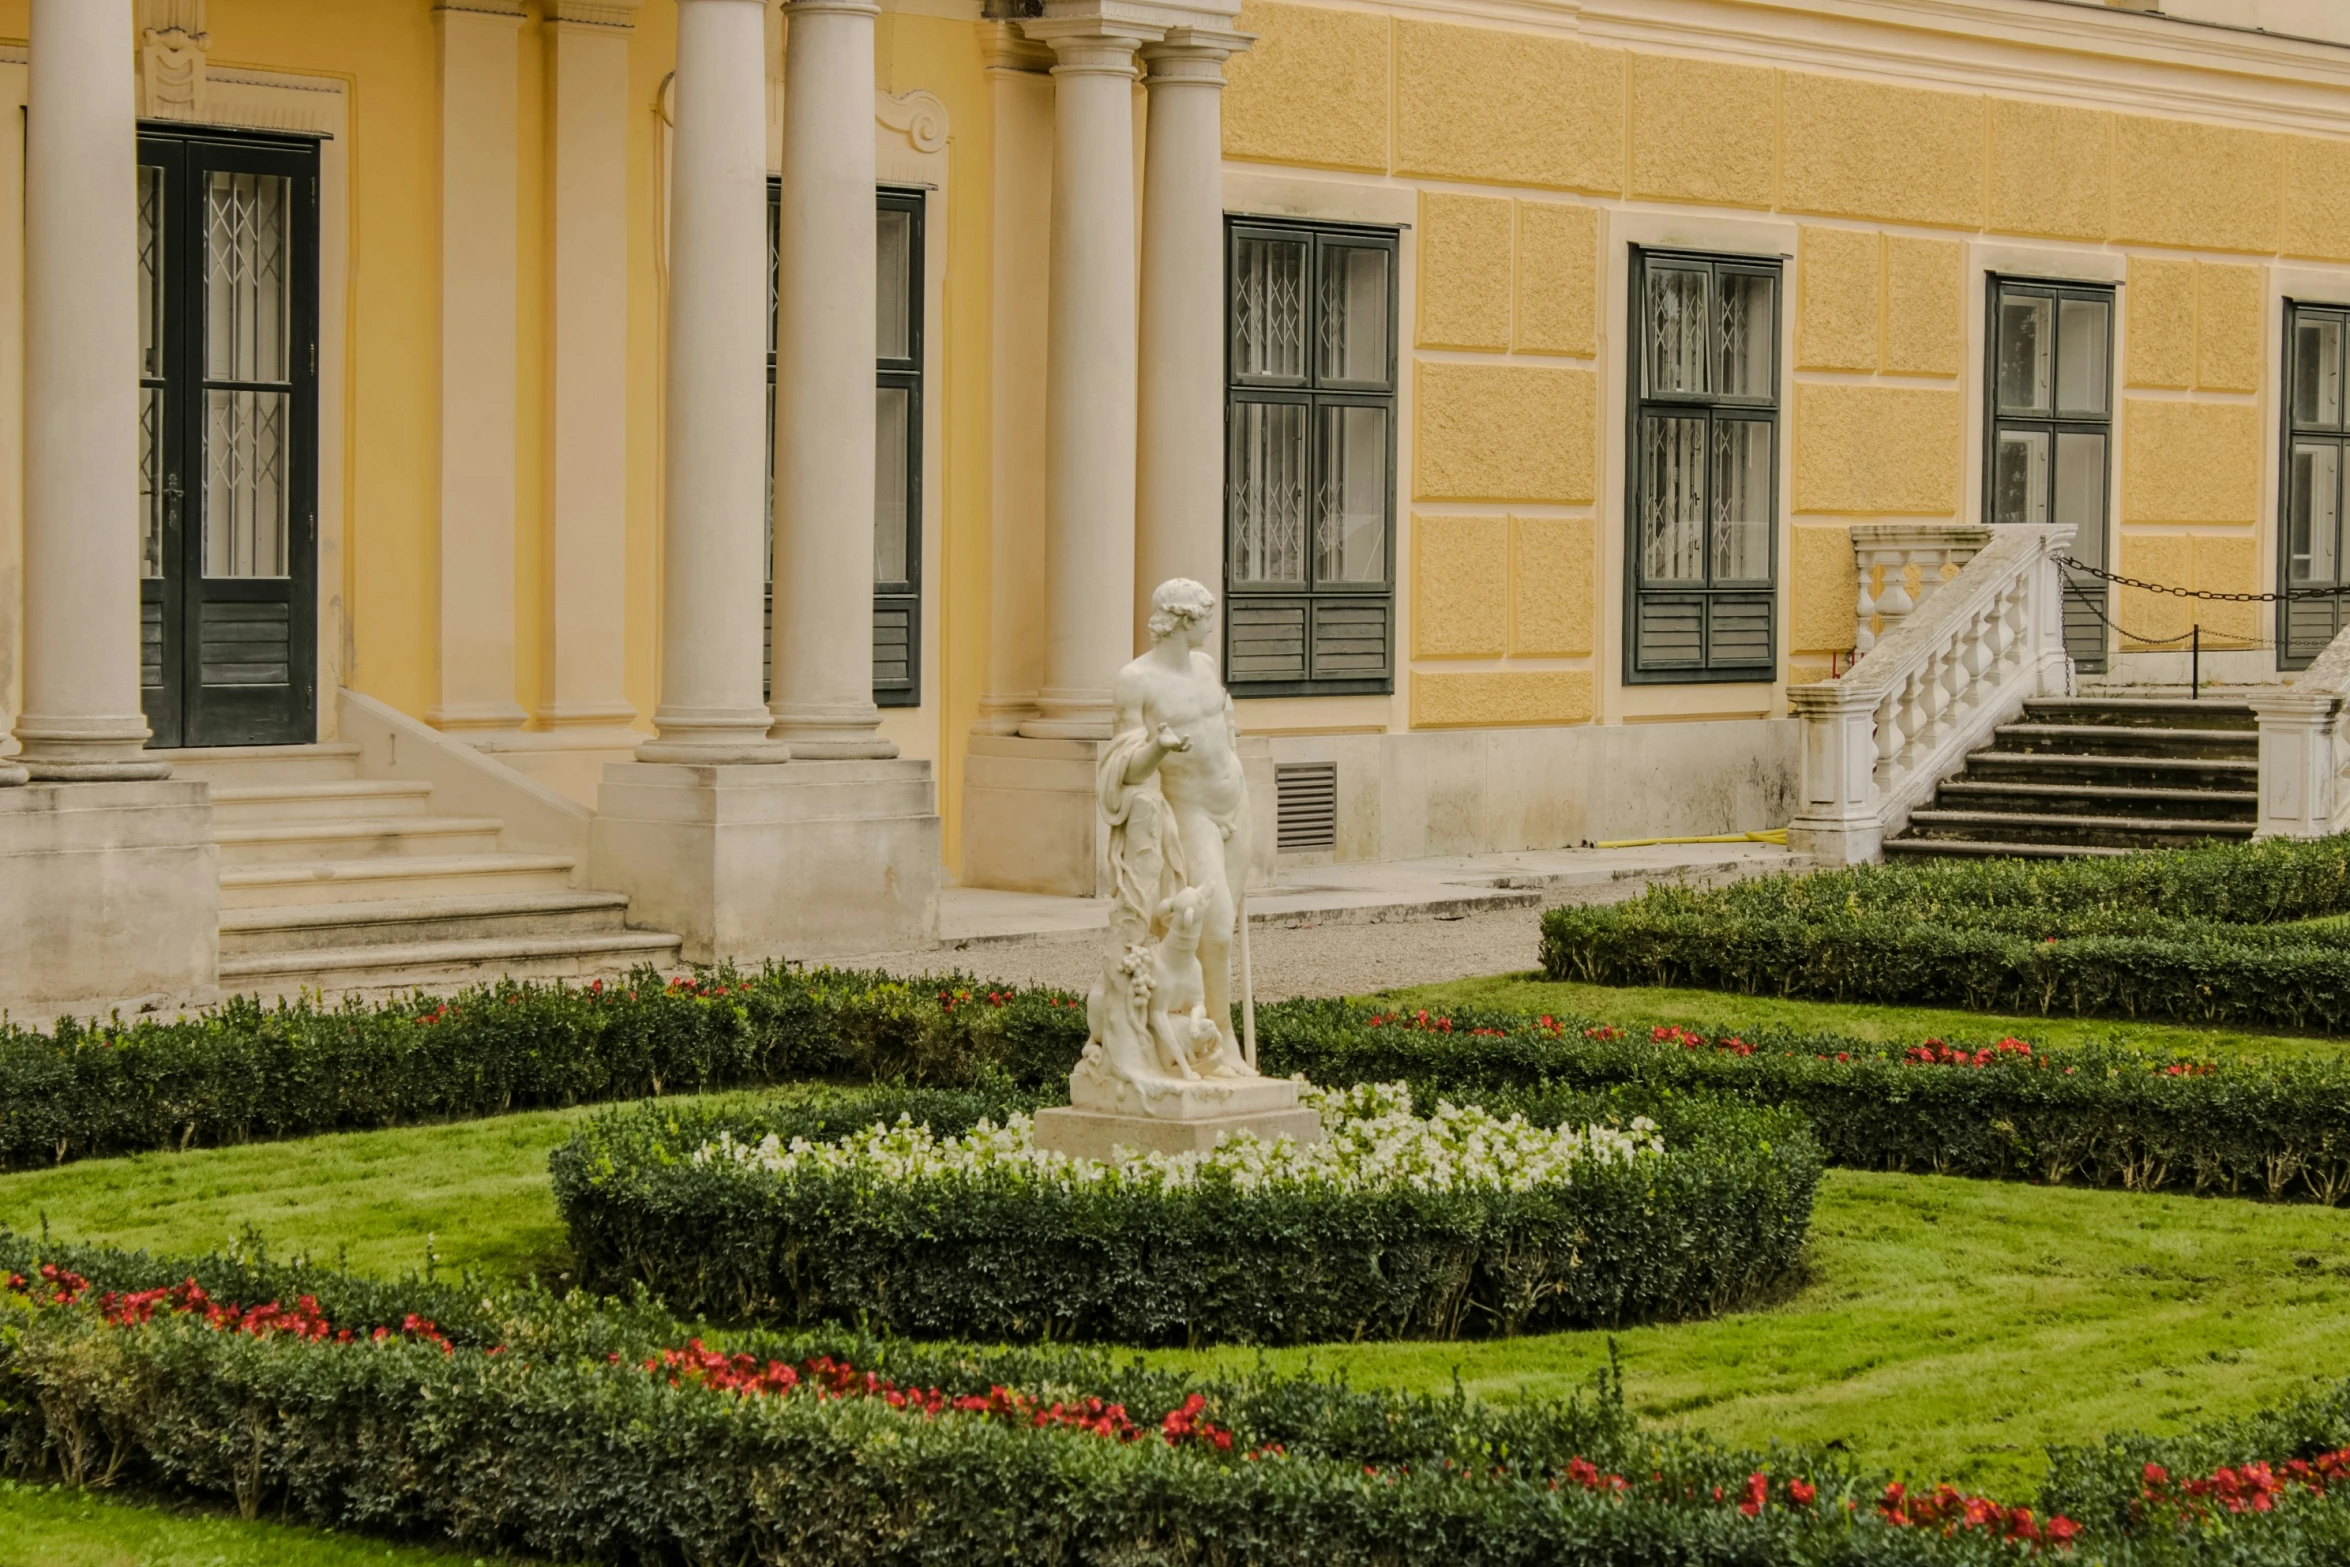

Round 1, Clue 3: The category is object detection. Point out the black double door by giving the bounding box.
[138,128,320,748]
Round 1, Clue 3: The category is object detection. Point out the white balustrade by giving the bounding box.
[1851,523,1992,660]
[1790,524,2075,866]
[2250,628,2350,839]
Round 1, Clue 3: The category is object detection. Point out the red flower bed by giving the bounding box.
[2138,1450,2350,1522]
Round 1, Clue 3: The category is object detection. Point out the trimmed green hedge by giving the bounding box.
[14,1236,2350,1563]
[1538,837,2350,1033]
[12,962,2350,1207]
[550,1086,1821,1344]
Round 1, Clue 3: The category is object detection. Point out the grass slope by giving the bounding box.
[0,1480,520,1567]
[10,1095,2350,1497]
[1382,972,2350,1062]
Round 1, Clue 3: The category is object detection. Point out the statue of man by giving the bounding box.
[1093,578,1254,1082]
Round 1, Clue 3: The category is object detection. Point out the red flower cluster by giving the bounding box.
[643,1339,1236,1451]
[5,1264,89,1305]
[1575,1022,1617,1041]
[2141,1450,2350,1520]
[1879,1482,2079,1546]
[1651,1026,1754,1056]
[1904,1037,2035,1069]
[1362,1010,1456,1034]
[2156,1061,2217,1078]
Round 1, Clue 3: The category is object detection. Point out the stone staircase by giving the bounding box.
[1883,697,2258,860]
[157,743,680,995]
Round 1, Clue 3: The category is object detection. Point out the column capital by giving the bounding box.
[1141,24,1251,73]
[978,19,1057,73]
[1020,15,1163,73]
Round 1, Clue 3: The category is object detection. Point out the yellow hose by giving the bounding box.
[1592,828,1789,849]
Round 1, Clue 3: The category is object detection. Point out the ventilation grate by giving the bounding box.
[1275,762,1338,853]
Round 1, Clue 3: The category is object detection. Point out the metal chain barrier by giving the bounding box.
[2058,554,2350,603]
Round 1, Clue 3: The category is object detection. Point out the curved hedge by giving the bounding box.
[550,1085,1822,1345]
[1537,837,2350,1033]
[15,1235,2350,1563]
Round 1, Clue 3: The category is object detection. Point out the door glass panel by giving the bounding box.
[2291,442,2342,584]
[1232,234,1308,381]
[876,207,913,361]
[2056,297,2109,417]
[1230,400,1307,584]
[2296,315,2344,429]
[1646,267,1709,396]
[1993,430,2049,525]
[139,166,164,380]
[1712,419,1771,582]
[204,172,289,384]
[1318,244,1390,385]
[2054,431,2107,544]
[1641,415,1707,581]
[205,389,289,577]
[1997,294,2052,414]
[875,386,910,585]
[1716,273,1774,399]
[1317,405,1387,584]
[139,389,163,579]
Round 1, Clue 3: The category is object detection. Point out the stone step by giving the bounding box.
[1932,778,2258,822]
[1956,750,2258,791]
[218,852,578,908]
[1901,808,2255,852]
[218,930,684,997]
[218,889,633,957]
[147,742,363,785]
[2016,697,2258,732]
[1988,723,2258,761]
[1883,837,2132,861]
[214,815,506,865]
[208,779,434,826]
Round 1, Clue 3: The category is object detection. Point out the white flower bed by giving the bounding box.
[691,1081,1662,1195]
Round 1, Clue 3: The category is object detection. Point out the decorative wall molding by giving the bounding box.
[432,1,530,16]
[551,0,644,25]
[138,0,208,122]
[876,88,949,154]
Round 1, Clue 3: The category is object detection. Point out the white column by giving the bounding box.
[641,0,787,763]
[768,0,894,758]
[1135,28,1245,639]
[12,0,162,781]
[1018,14,1161,740]
[430,0,529,735]
[974,23,1054,735]
[540,0,642,740]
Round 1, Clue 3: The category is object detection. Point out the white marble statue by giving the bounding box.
[1071,578,1291,1121]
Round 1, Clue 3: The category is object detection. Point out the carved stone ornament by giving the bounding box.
[139,0,208,121]
[1027,580,1319,1161]
[875,88,948,155]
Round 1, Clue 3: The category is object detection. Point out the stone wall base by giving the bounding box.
[962,732,1279,898]
[0,780,218,1014]
[590,759,941,964]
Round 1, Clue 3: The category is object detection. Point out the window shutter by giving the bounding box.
[1228,600,1309,684]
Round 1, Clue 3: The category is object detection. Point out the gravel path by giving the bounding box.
[860,904,1546,1000]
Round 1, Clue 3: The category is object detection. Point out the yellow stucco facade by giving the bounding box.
[8,0,2350,884]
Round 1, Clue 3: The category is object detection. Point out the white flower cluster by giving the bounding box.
[689,1082,1662,1196]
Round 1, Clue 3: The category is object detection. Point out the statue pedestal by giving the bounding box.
[1032,1103,1322,1162]
[1033,1071,1321,1161]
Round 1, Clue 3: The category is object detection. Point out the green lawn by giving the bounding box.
[1382,972,2350,1062]
[0,1480,518,1567]
[9,1098,2350,1501]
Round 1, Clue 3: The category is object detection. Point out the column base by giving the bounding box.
[962,732,1108,896]
[22,758,173,782]
[13,714,172,780]
[591,758,942,963]
[1019,685,1113,740]
[769,701,899,759]
[0,780,218,1014]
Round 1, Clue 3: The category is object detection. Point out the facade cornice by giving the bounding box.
[1353,0,2350,138]
[432,0,529,17]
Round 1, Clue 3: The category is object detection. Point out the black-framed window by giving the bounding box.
[1223,217,1397,695]
[1624,248,1780,683]
[2281,301,2350,668]
[1985,276,2113,673]
[765,184,924,707]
